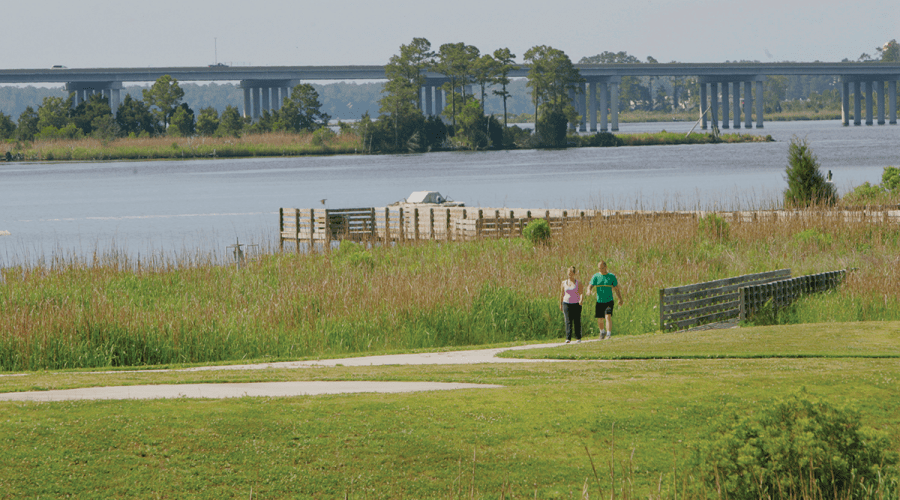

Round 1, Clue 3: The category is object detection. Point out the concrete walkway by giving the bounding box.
[0,339,596,402]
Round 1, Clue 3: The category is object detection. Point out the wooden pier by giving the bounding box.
[278,206,598,249]
[278,205,900,250]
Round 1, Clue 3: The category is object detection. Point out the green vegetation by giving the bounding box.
[696,391,897,500]
[1,325,899,498]
[500,322,900,360]
[0,131,361,162]
[522,218,551,245]
[844,166,900,207]
[3,204,899,372]
[784,137,837,207]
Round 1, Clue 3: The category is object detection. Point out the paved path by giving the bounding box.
[0,339,597,402]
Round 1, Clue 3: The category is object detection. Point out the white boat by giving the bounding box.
[390,191,465,207]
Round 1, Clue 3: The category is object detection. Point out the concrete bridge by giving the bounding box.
[2,62,898,130]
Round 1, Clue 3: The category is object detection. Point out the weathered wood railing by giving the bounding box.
[279,206,900,251]
[739,270,849,321]
[279,207,594,249]
[659,269,792,331]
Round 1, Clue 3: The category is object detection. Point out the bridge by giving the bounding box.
[2,62,898,131]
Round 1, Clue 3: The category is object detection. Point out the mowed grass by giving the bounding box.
[1,323,899,499]
[501,321,900,360]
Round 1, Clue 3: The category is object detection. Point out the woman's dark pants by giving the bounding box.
[563,303,582,341]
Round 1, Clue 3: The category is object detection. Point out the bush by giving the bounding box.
[698,213,729,241]
[883,166,900,193]
[784,137,837,207]
[523,218,551,245]
[694,392,897,500]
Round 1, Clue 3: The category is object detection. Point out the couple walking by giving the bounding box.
[559,261,625,343]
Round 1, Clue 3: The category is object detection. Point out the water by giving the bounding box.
[1,120,897,265]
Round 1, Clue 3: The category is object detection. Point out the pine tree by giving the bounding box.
[783,137,837,207]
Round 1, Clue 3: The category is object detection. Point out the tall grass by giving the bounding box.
[0,131,364,161]
[1,205,898,371]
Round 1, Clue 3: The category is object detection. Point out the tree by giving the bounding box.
[71,93,112,135]
[195,107,220,136]
[432,42,479,128]
[279,83,330,133]
[877,39,900,62]
[784,137,836,207]
[492,48,517,129]
[217,105,243,137]
[168,103,195,137]
[142,75,185,130]
[16,107,39,141]
[36,96,72,130]
[116,94,156,136]
[524,45,583,140]
[379,38,433,147]
[0,111,15,140]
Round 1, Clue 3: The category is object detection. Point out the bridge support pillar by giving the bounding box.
[434,87,444,116]
[589,81,597,132]
[241,80,295,122]
[64,81,123,115]
[890,80,897,125]
[755,80,764,128]
[423,85,433,116]
[864,81,874,126]
[579,82,587,132]
[261,87,270,115]
[709,83,718,130]
[877,81,886,125]
[700,83,707,130]
[732,82,741,128]
[841,80,850,126]
[744,81,752,129]
[721,82,729,129]
[610,82,619,131]
[599,82,608,132]
[853,81,862,126]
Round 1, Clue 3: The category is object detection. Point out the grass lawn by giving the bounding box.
[1,322,898,499]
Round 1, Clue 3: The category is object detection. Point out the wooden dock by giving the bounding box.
[278,206,598,250]
[278,205,900,250]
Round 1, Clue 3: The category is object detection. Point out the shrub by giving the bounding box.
[576,131,623,147]
[883,166,900,193]
[698,213,729,241]
[523,218,551,245]
[694,392,897,500]
[311,127,336,146]
[784,137,837,207]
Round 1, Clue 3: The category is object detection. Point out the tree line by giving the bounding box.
[0,75,334,142]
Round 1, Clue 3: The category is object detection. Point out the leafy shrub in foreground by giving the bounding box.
[523,218,551,245]
[694,391,897,500]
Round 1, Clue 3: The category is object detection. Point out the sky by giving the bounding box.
[2,0,896,70]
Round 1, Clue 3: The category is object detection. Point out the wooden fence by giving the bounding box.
[659,269,792,331]
[278,206,594,249]
[739,270,849,321]
[279,206,900,250]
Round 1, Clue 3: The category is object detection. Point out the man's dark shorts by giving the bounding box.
[595,301,614,318]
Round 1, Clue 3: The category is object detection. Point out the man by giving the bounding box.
[588,261,624,339]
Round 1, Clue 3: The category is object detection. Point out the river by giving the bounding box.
[1,120,897,265]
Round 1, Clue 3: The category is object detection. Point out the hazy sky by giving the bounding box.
[3,0,895,70]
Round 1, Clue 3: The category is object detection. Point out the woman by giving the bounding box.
[559,266,584,343]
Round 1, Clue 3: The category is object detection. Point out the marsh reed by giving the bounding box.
[1,204,898,371]
[0,131,363,161]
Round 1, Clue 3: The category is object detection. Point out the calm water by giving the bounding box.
[1,120,898,265]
